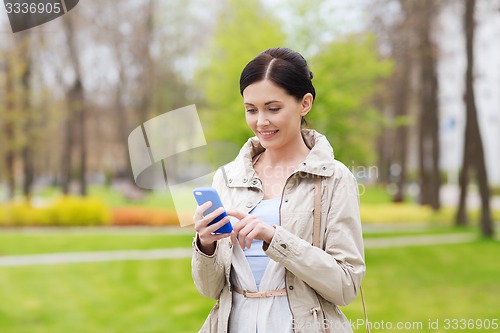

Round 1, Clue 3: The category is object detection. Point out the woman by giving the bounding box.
[192,48,365,333]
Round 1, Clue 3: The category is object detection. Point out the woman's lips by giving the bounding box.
[258,130,279,139]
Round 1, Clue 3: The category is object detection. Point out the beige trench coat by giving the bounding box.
[192,129,365,333]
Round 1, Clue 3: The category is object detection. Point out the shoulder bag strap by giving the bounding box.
[313,176,371,333]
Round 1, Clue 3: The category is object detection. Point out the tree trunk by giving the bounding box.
[18,33,35,202]
[114,60,134,183]
[417,0,441,211]
[136,0,155,124]
[63,15,87,196]
[60,107,74,195]
[4,58,16,200]
[392,35,411,203]
[457,0,493,237]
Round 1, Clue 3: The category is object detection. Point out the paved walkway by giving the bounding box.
[0,232,489,267]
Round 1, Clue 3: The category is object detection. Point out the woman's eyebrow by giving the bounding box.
[265,100,281,105]
[244,100,281,106]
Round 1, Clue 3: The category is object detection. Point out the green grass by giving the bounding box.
[0,231,195,256]
[362,225,478,239]
[343,240,500,332]
[0,259,215,333]
[0,231,499,332]
[359,185,394,204]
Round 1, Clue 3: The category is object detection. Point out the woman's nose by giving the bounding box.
[257,113,270,127]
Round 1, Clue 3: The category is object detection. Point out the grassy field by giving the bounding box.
[0,231,195,256]
[0,230,499,333]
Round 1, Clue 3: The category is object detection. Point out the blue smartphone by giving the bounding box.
[193,187,233,234]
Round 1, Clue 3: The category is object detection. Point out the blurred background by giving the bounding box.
[0,0,499,332]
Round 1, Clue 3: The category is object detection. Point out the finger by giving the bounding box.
[200,207,226,227]
[227,210,248,220]
[206,215,231,234]
[231,214,251,234]
[194,207,225,233]
[245,229,263,249]
[238,227,247,249]
[193,201,213,222]
[230,231,237,246]
[238,223,257,249]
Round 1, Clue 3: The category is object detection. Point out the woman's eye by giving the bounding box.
[269,108,280,112]
[246,109,256,113]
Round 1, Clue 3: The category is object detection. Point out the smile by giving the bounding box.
[259,130,279,137]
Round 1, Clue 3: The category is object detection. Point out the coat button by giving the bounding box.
[322,166,326,170]
[251,179,258,185]
[284,199,289,203]
[289,285,294,290]
[280,243,287,249]
[302,162,307,166]
[243,178,248,183]
[229,179,233,183]
[246,202,253,208]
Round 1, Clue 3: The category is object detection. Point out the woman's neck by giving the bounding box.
[260,134,311,167]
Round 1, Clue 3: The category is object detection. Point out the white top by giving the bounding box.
[229,197,293,333]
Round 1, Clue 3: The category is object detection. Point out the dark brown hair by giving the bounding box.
[240,48,315,125]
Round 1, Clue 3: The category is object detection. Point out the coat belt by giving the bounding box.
[232,286,287,298]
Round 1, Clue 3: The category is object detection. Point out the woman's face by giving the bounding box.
[243,79,312,151]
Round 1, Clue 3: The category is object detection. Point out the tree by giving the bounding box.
[309,34,393,167]
[61,14,87,196]
[456,0,493,238]
[416,0,441,211]
[196,0,286,146]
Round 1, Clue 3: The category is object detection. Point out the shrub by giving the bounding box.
[50,197,111,226]
[0,197,111,227]
[111,207,180,226]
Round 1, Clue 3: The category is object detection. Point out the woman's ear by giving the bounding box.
[300,93,313,117]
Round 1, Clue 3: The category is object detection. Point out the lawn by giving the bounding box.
[346,240,500,332]
[0,259,214,333]
[0,230,195,256]
[1,231,499,333]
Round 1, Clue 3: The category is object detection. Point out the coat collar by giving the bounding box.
[222,129,336,188]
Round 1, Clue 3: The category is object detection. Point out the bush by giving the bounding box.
[50,197,111,226]
[0,203,53,226]
[0,197,111,227]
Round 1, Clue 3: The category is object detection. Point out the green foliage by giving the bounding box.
[51,197,111,226]
[0,203,53,227]
[0,197,111,227]
[308,34,393,166]
[196,0,286,146]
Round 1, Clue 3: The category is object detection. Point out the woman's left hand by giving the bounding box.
[227,210,275,249]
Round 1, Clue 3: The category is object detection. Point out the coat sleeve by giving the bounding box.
[265,163,365,306]
[191,168,230,300]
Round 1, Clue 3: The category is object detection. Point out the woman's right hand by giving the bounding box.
[193,201,232,255]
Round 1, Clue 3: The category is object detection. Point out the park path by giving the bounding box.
[0,231,485,267]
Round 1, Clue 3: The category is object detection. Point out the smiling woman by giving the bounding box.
[192,48,366,333]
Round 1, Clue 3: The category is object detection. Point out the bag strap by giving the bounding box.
[313,177,370,333]
[313,176,322,248]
